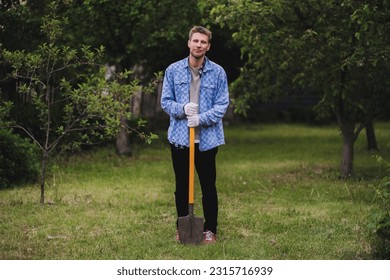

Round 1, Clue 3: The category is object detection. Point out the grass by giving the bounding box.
[0,122,389,260]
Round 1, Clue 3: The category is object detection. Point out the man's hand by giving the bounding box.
[187,114,199,127]
[184,102,198,116]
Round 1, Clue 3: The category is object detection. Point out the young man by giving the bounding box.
[161,26,229,244]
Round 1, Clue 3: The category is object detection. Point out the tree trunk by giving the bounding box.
[340,137,354,179]
[340,123,355,179]
[41,84,52,204]
[365,121,378,151]
[116,116,132,156]
[40,153,47,204]
[106,64,132,156]
[115,86,142,156]
[132,88,142,118]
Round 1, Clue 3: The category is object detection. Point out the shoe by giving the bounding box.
[175,230,179,242]
[203,230,217,244]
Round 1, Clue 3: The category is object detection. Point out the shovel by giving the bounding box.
[178,127,204,245]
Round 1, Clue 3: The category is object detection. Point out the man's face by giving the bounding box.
[188,32,210,60]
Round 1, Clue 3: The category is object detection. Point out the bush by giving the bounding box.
[0,129,40,188]
[369,155,390,259]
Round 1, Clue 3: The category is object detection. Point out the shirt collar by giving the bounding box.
[183,56,209,72]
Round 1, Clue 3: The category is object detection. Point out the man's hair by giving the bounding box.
[189,26,212,43]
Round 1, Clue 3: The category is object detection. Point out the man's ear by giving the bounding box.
[207,43,211,51]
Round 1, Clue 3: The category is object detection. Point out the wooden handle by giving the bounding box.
[189,127,195,204]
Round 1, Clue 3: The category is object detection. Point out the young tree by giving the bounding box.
[1,1,157,203]
[203,0,390,178]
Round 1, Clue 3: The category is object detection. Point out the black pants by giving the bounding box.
[170,143,218,234]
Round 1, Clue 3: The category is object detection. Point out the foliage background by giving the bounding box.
[1,0,390,259]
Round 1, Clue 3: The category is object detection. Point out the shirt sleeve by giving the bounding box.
[199,68,229,126]
[161,68,186,119]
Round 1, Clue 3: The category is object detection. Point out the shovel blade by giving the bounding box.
[178,215,204,245]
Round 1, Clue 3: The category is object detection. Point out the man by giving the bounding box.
[161,26,229,244]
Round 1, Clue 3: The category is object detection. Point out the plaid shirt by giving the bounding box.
[161,57,229,151]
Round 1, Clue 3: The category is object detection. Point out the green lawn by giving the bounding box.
[0,123,389,259]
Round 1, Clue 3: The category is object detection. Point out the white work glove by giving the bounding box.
[187,114,199,127]
[184,102,198,116]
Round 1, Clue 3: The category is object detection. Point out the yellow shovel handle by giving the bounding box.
[189,127,195,204]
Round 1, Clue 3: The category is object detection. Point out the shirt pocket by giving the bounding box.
[200,83,216,106]
[174,79,189,103]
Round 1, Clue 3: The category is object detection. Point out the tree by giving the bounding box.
[57,0,200,154]
[63,0,200,73]
[0,0,48,52]
[203,0,390,178]
[1,1,157,203]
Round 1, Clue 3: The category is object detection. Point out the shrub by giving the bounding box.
[0,129,40,188]
[369,155,390,259]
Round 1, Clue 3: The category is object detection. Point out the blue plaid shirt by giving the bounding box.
[161,57,229,151]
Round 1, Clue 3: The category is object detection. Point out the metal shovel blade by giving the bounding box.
[178,210,204,245]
